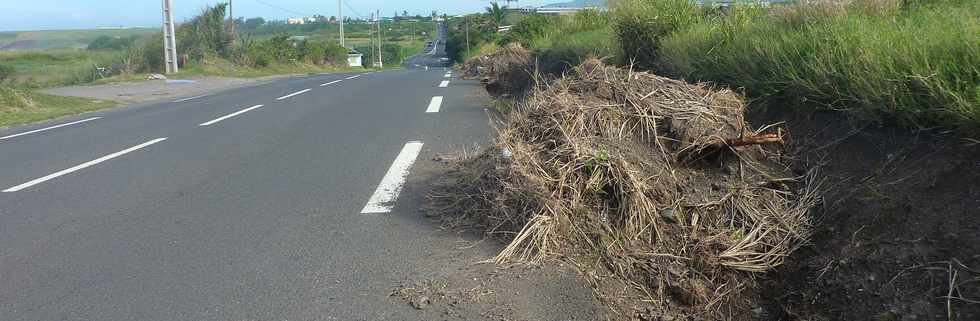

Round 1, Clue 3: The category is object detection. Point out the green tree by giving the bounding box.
[0,64,15,82]
[485,2,507,30]
[243,17,265,29]
[176,3,233,59]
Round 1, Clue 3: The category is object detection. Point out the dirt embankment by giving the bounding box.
[753,109,980,321]
[440,45,979,320]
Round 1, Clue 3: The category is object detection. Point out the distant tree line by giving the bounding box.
[85,4,353,74]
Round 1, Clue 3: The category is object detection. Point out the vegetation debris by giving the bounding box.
[431,58,819,319]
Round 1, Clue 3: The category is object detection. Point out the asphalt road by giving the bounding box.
[0,36,516,320]
[402,23,450,69]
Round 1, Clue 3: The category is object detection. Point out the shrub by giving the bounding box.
[497,15,558,46]
[176,4,232,60]
[323,43,349,65]
[267,34,298,63]
[138,34,166,73]
[0,64,14,82]
[87,35,138,51]
[299,40,326,64]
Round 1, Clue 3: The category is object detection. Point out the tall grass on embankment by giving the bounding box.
[0,49,127,88]
[520,10,620,74]
[0,86,116,128]
[615,0,980,132]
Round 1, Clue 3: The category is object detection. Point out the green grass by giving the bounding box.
[177,54,354,78]
[0,86,117,129]
[524,10,620,73]
[654,0,980,131]
[0,28,157,50]
[0,49,125,87]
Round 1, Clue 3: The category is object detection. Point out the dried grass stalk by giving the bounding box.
[431,57,819,320]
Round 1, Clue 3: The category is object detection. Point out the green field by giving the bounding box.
[0,28,157,51]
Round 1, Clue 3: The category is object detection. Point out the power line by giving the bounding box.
[253,0,315,17]
[341,0,367,19]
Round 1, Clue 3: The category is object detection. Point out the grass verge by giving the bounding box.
[0,86,117,129]
[654,0,980,132]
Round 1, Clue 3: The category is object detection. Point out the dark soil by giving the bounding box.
[751,108,980,321]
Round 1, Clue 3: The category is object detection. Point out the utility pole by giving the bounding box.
[368,12,378,65]
[465,17,470,55]
[161,0,178,74]
[338,0,345,47]
[229,0,235,39]
[377,9,383,68]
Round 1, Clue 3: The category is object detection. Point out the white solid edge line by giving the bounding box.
[320,80,343,87]
[199,104,264,126]
[438,80,450,88]
[345,75,360,79]
[3,138,168,192]
[173,94,209,103]
[426,96,443,113]
[361,141,425,214]
[0,117,102,141]
[276,88,311,100]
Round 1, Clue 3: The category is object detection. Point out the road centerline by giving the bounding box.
[199,104,264,126]
[426,96,444,113]
[0,117,102,141]
[276,89,311,100]
[438,80,450,88]
[3,138,168,192]
[361,141,425,214]
[345,75,360,80]
[320,80,343,87]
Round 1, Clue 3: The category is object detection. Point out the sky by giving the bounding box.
[0,0,559,31]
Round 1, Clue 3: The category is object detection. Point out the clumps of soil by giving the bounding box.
[459,43,534,99]
[430,59,819,320]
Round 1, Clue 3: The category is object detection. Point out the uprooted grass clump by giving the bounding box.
[459,43,533,99]
[430,59,819,319]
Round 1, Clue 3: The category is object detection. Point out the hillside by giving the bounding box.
[0,28,157,51]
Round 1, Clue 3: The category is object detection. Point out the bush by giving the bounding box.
[497,15,558,46]
[176,4,232,60]
[299,40,326,64]
[87,35,137,51]
[138,34,165,73]
[323,43,349,65]
[0,64,14,82]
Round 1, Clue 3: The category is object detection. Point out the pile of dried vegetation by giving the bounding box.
[460,43,534,98]
[431,58,820,320]
[459,55,486,79]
